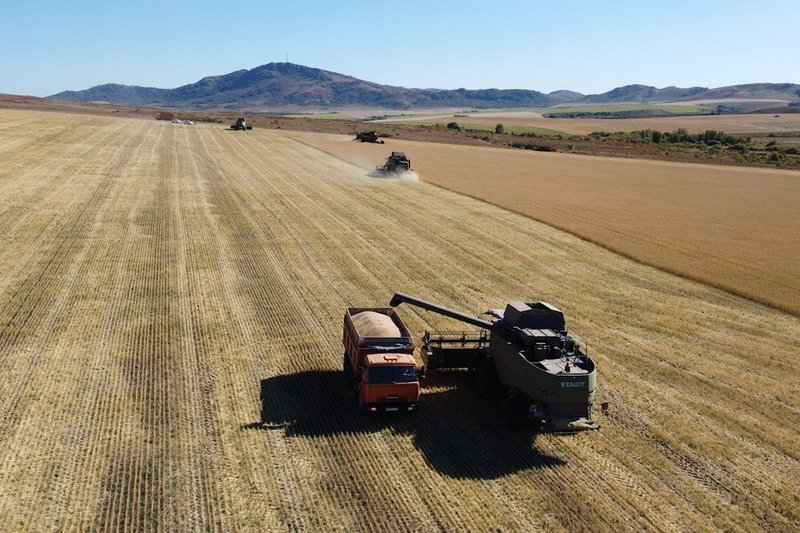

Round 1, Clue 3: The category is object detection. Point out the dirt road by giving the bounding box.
[0,109,798,531]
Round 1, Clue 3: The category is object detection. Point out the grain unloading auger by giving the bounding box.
[390,292,599,431]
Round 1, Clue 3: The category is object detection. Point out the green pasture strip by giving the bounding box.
[376,113,458,121]
[284,113,357,120]
[462,123,567,136]
[541,104,705,115]
[378,120,568,136]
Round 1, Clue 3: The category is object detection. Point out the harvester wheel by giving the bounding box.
[476,359,501,399]
[501,393,526,430]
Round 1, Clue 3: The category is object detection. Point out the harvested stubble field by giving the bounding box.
[287,132,800,316]
[0,108,798,531]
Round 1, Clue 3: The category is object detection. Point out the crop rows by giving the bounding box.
[0,109,798,531]
[287,131,800,315]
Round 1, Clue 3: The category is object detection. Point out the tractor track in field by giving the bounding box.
[0,121,147,440]
[170,126,232,531]
[0,111,797,531]
[0,121,137,293]
[219,130,680,528]
[66,132,153,531]
[0,119,153,529]
[197,129,341,530]
[202,131,708,528]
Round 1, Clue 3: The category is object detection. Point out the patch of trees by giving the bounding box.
[627,128,750,147]
[765,140,800,155]
[509,142,556,152]
[599,128,800,167]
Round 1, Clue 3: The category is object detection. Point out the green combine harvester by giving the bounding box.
[390,292,599,431]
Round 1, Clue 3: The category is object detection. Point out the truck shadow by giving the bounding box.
[242,369,566,479]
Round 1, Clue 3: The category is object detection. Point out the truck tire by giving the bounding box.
[343,353,355,392]
[476,359,501,399]
[357,392,368,413]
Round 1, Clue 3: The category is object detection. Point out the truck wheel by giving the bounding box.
[501,394,525,430]
[357,393,368,413]
[343,353,355,392]
[476,359,501,399]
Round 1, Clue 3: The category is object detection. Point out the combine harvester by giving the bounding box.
[390,292,599,431]
[354,131,385,143]
[377,152,412,174]
[230,117,253,130]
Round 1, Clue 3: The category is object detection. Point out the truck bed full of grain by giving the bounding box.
[351,311,401,338]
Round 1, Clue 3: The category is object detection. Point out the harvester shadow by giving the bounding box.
[243,370,565,479]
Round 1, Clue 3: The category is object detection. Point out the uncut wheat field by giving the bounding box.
[0,109,798,532]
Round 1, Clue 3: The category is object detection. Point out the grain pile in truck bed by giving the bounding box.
[351,311,401,338]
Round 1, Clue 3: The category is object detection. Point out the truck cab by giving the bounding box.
[358,353,420,412]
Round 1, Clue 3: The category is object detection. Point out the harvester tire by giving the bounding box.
[501,394,526,430]
[476,359,501,399]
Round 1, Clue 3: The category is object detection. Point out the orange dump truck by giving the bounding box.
[343,308,421,412]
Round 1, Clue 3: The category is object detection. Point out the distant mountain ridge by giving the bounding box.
[48,62,800,110]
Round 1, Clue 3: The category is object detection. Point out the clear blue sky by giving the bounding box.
[2,0,798,97]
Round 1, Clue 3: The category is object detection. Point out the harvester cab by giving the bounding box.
[390,292,599,432]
